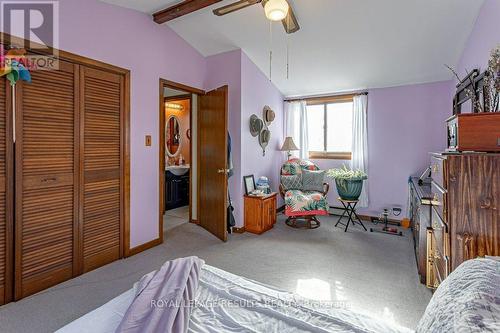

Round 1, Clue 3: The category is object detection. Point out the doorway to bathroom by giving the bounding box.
[161,82,197,233]
[159,79,229,242]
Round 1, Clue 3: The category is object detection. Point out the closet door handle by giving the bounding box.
[41,177,57,183]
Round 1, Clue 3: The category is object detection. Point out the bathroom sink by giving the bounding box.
[166,164,190,176]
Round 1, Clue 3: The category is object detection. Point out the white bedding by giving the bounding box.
[57,265,411,333]
[416,258,500,333]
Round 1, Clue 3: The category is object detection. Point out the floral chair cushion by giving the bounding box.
[281,158,319,176]
[281,159,329,217]
[285,190,329,217]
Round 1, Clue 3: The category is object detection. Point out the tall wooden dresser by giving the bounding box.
[425,152,499,288]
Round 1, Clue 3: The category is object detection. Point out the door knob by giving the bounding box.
[217,169,229,174]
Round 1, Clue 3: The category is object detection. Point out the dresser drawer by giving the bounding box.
[426,207,450,288]
[431,155,445,189]
[429,251,450,288]
[431,207,448,257]
[431,180,447,220]
[415,203,431,283]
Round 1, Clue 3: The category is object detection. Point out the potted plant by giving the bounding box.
[327,165,367,201]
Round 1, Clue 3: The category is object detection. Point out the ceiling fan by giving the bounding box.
[213,0,300,34]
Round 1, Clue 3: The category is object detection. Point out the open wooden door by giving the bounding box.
[198,86,228,241]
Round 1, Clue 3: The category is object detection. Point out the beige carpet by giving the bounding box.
[164,205,190,231]
[0,214,431,332]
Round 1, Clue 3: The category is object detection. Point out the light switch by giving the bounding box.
[145,135,152,147]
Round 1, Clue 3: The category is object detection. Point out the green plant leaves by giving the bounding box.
[326,164,367,180]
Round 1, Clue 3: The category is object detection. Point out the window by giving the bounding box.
[306,96,353,159]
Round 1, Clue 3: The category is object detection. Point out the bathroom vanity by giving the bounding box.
[165,165,190,210]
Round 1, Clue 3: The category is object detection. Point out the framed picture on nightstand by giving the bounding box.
[243,175,255,195]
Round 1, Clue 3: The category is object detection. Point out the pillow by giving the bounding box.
[298,159,319,171]
[302,170,325,192]
[281,175,302,191]
[281,160,302,176]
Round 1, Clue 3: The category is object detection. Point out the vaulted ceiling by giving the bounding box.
[101,0,484,96]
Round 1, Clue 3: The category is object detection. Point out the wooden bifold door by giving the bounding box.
[0,56,127,303]
[15,60,79,298]
[80,67,124,273]
[0,77,13,304]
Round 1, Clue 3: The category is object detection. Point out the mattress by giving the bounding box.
[57,265,412,333]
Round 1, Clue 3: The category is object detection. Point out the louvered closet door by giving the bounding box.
[0,78,13,305]
[15,61,79,299]
[81,67,123,273]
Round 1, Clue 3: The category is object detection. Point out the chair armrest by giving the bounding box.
[279,184,286,198]
[322,183,330,196]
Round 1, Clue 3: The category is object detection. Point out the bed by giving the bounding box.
[57,258,499,333]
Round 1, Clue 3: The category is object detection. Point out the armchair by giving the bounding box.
[280,159,330,229]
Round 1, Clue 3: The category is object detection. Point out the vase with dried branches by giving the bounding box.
[484,45,500,112]
[445,65,482,113]
[446,45,500,113]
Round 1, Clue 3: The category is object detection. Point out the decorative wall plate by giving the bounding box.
[250,114,264,137]
[263,105,275,126]
[259,129,271,156]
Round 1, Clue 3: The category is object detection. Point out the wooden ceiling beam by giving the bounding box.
[153,0,224,24]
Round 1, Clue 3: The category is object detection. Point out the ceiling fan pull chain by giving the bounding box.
[286,13,290,80]
[269,20,272,82]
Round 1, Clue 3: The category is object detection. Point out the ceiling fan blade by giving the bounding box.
[213,0,262,16]
[282,4,300,34]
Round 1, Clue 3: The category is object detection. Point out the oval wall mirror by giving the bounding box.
[166,115,182,157]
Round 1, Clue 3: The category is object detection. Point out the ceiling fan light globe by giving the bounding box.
[264,0,289,21]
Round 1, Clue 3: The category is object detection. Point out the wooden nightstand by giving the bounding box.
[244,193,277,234]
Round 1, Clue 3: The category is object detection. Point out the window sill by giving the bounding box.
[309,152,352,160]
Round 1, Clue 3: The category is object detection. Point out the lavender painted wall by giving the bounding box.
[5,0,207,247]
[362,81,452,217]
[311,80,453,218]
[457,0,500,77]
[241,52,285,215]
[205,50,284,227]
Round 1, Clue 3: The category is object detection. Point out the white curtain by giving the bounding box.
[284,101,309,159]
[350,94,369,208]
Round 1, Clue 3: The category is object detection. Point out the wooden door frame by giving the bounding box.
[0,33,131,263]
[159,79,204,243]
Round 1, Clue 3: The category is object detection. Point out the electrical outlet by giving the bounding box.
[145,135,152,147]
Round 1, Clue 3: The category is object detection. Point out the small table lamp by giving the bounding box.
[280,137,299,159]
